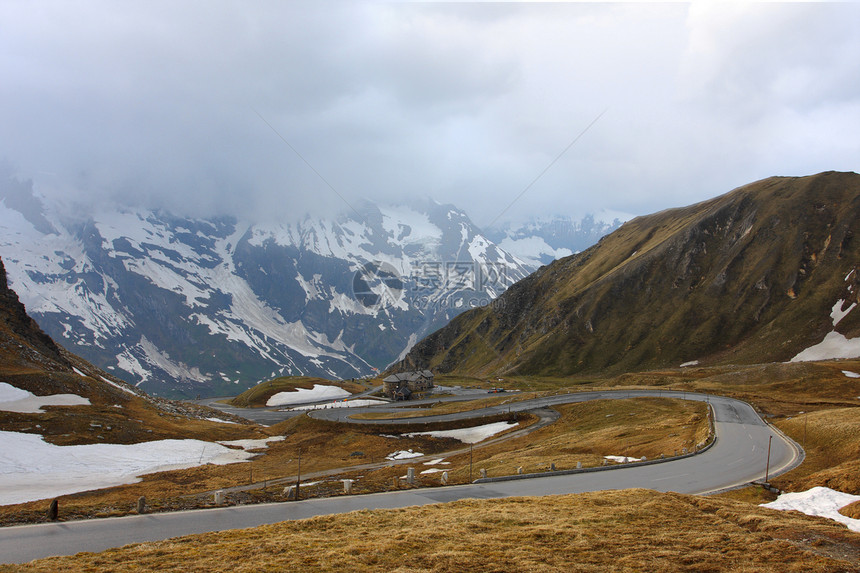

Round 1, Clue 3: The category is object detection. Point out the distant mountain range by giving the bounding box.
[0,179,620,398]
[395,171,860,378]
[486,211,628,267]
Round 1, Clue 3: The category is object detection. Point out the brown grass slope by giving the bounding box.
[397,171,860,377]
[6,490,859,572]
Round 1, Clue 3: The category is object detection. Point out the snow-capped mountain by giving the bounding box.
[0,179,534,398]
[487,211,630,267]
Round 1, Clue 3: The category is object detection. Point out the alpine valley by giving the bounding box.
[0,177,621,398]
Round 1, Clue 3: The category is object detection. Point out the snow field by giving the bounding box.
[791,294,860,362]
[761,486,860,532]
[0,382,90,413]
[289,399,386,411]
[266,384,351,407]
[386,449,423,461]
[0,430,262,506]
[404,421,518,444]
[604,455,643,463]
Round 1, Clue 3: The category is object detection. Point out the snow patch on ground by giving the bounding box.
[421,468,444,475]
[792,296,860,362]
[205,417,239,424]
[405,421,518,444]
[0,430,255,505]
[761,486,860,532]
[790,331,860,362]
[266,385,351,407]
[843,371,860,378]
[290,399,386,411]
[831,300,856,327]
[99,375,137,396]
[0,383,90,413]
[604,455,643,463]
[680,360,699,368]
[386,449,423,460]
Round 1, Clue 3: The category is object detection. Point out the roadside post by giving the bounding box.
[296,447,301,501]
[765,435,773,483]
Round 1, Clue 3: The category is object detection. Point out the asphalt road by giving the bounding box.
[0,391,801,564]
[308,389,761,426]
[196,386,496,426]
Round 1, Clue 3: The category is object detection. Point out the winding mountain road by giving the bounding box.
[0,391,802,564]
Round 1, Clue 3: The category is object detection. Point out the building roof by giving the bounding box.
[383,370,434,383]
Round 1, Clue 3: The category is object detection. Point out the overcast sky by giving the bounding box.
[2,1,859,228]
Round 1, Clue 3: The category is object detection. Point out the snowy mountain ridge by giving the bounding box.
[0,185,545,398]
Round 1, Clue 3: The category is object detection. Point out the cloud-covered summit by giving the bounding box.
[1,2,858,227]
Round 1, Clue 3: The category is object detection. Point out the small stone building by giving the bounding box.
[383,370,434,400]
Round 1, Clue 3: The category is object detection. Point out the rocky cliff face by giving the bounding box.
[396,172,860,377]
[0,257,67,372]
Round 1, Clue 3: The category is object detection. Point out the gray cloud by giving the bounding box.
[1,1,858,227]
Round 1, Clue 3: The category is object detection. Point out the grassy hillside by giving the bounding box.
[396,171,860,378]
[7,489,859,572]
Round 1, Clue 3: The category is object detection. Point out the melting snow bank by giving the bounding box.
[791,297,860,362]
[761,487,860,532]
[0,430,256,506]
[790,331,860,362]
[290,399,386,411]
[604,455,643,463]
[0,382,90,413]
[405,421,519,444]
[386,449,423,460]
[266,385,351,407]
